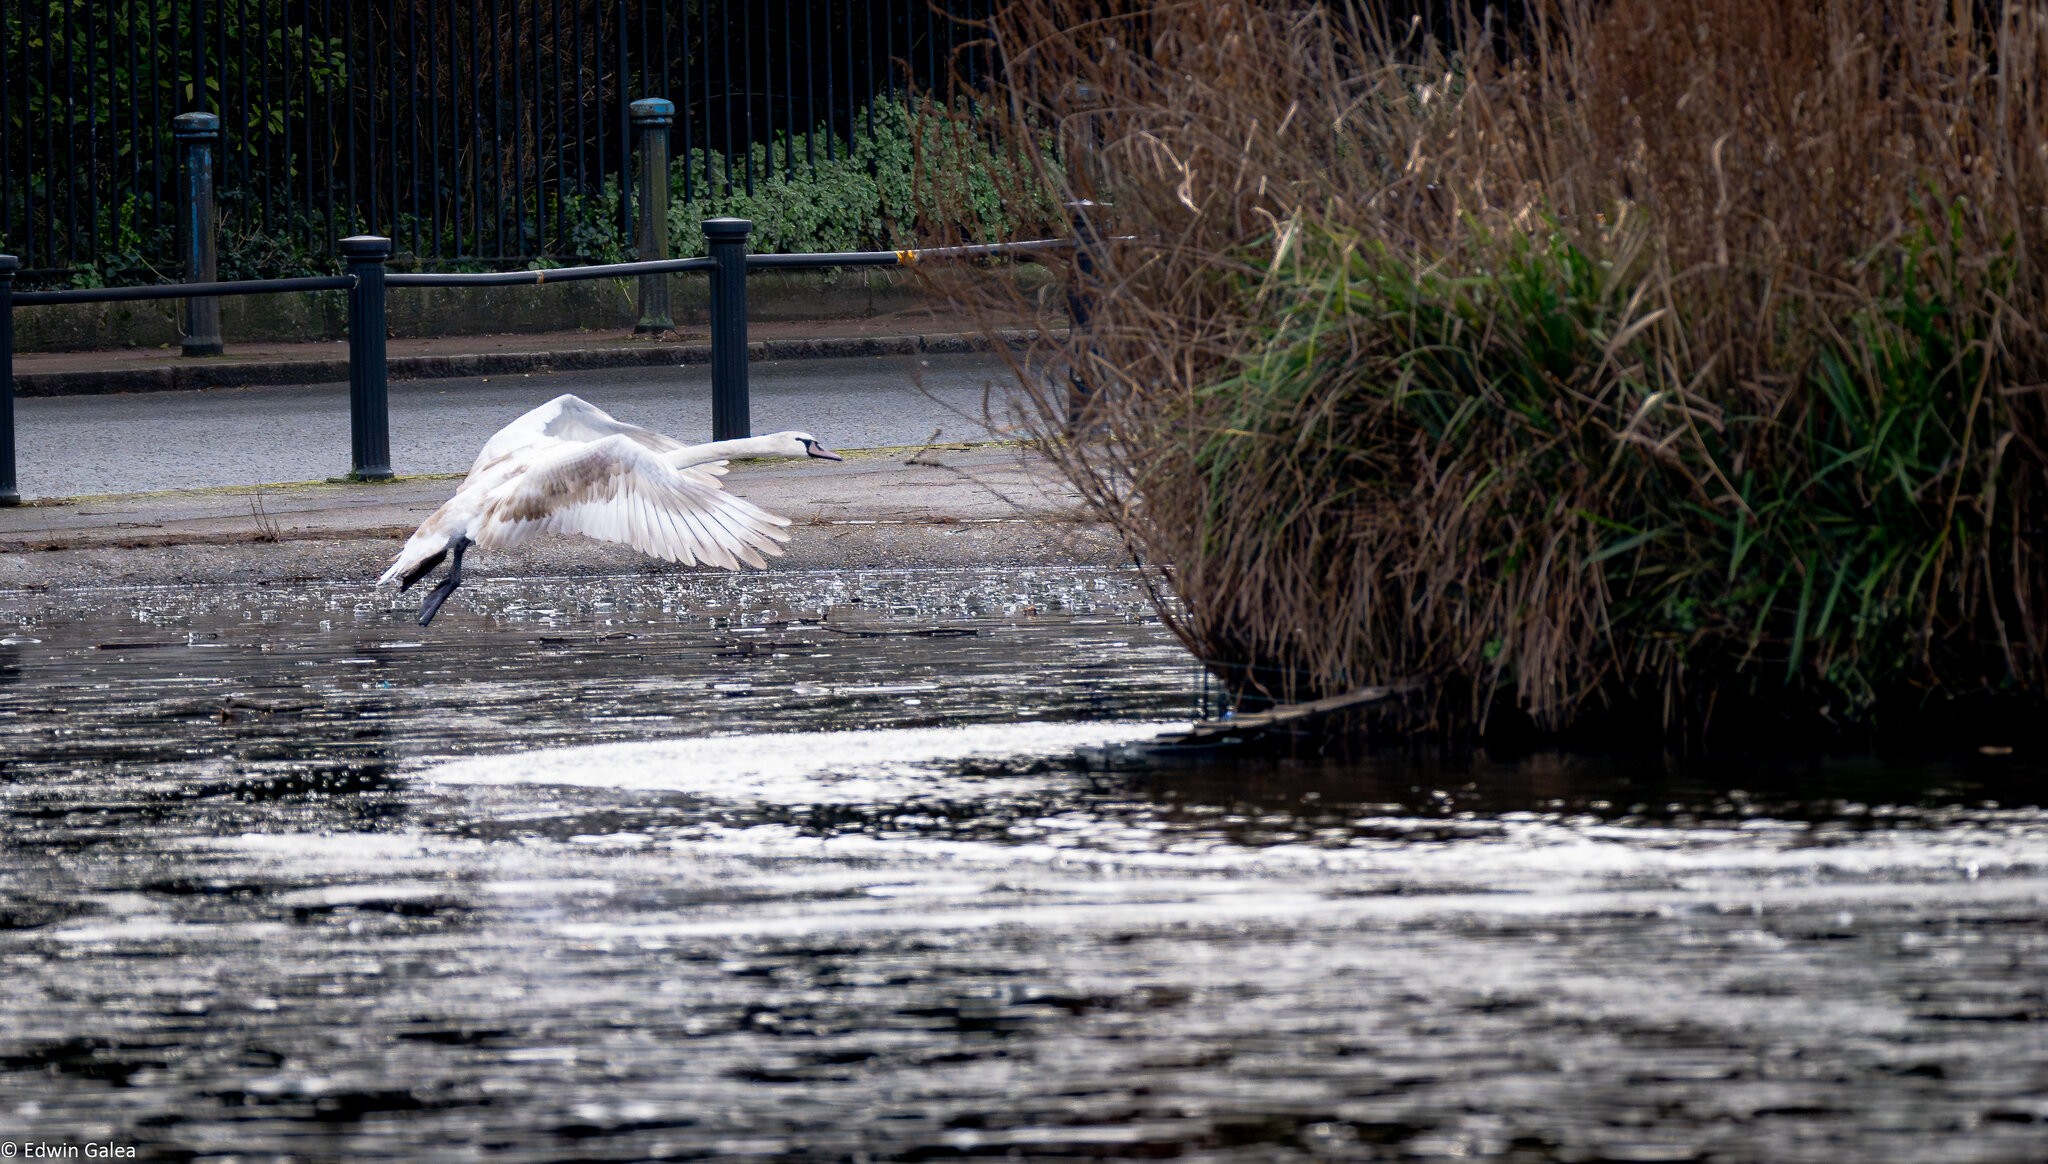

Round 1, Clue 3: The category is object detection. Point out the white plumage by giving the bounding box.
[379,394,843,626]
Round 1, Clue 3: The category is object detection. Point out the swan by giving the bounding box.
[380,394,844,627]
[460,393,842,483]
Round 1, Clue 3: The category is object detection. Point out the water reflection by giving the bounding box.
[1124,745,2048,837]
[0,640,22,690]
[2,569,2046,1162]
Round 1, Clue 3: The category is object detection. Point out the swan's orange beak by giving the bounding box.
[804,440,844,462]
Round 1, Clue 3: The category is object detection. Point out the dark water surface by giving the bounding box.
[2,569,2045,1162]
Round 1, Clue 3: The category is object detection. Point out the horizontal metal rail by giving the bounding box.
[13,276,355,307]
[1,215,1101,506]
[386,256,718,287]
[746,238,1074,271]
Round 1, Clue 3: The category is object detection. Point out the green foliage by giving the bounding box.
[983,0,2048,743]
[58,194,170,287]
[664,99,1059,257]
[6,0,1037,282]
[6,0,347,282]
[514,99,1054,268]
[4,0,348,153]
[555,179,631,264]
[1665,208,2011,706]
[1215,203,2024,731]
[1198,220,1662,707]
[216,194,363,280]
[7,2,1045,279]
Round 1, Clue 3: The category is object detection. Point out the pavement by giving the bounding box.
[10,354,1027,498]
[0,311,1120,590]
[9,307,1045,396]
[0,443,1120,592]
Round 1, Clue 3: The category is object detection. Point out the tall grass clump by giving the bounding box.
[938,0,2048,742]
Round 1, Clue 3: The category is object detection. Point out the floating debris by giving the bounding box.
[816,625,979,639]
[1148,684,1411,748]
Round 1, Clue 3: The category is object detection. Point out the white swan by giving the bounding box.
[380,394,844,627]
[460,392,842,483]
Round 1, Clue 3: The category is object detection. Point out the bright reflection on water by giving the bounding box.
[2,568,2046,1162]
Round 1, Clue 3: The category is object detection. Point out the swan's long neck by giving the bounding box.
[667,435,786,469]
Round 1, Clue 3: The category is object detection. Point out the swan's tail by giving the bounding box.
[378,530,451,590]
[379,495,472,589]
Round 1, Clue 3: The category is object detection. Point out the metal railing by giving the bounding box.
[14,93,1061,355]
[0,257,361,506]
[2,0,995,281]
[0,216,1087,507]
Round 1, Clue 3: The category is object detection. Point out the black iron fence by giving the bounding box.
[2,0,990,284]
[0,216,1080,505]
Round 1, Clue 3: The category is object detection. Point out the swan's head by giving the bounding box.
[767,430,844,462]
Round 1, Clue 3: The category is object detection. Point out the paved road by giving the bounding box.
[14,353,1024,499]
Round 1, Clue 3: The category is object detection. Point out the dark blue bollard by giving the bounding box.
[705,217,753,441]
[631,98,676,334]
[0,254,17,506]
[342,235,393,481]
[174,112,224,357]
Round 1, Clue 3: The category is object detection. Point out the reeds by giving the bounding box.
[933,0,2048,741]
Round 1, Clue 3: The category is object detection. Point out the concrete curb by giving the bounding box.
[0,445,1125,586]
[13,328,1046,397]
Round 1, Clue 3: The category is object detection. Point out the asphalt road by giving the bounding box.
[14,353,1023,499]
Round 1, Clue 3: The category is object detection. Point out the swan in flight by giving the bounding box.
[380,394,843,626]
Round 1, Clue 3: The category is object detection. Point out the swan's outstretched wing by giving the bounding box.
[471,435,790,569]
[464,394,690,483]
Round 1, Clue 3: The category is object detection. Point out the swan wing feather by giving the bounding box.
[470,435,789,569]
[463,394,690,484]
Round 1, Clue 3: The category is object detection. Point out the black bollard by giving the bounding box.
[631,98,676,334]
[0,254,17,506]
[174,112,224,357]
[342,236,393,481]
[705,217,753,441]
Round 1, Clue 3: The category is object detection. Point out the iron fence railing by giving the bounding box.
[2,0,991,284]
[0,216,1085,505]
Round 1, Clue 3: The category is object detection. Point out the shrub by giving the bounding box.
[663,98,1061,257]
[545,97,1060,266]
[951,0,2048,743]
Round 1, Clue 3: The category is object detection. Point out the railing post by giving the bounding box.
[173,112,224,357]
[1064,199,1103,431]
[0,255,18,507]
[631,98,676,334]
[705,217,753,441]
[341,235,393,481]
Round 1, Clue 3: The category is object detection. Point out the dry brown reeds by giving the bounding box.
[927,0,2048,741]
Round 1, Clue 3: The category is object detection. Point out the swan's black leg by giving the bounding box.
[417,536,473,627]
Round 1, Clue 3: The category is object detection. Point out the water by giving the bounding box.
[3,569,2046,1162]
